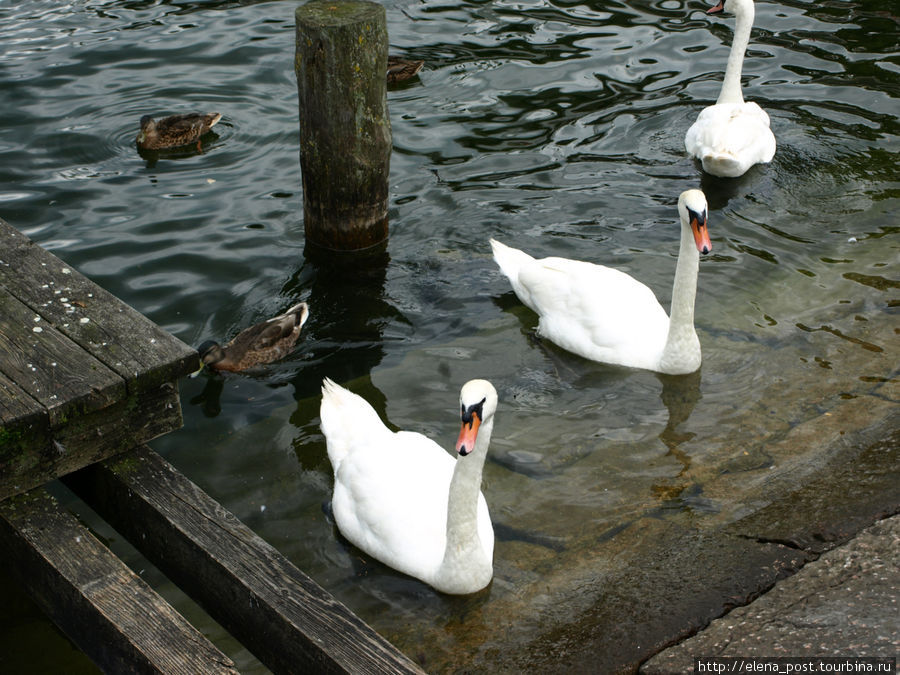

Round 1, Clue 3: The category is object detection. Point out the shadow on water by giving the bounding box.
[697,165,766,210]
[652,369,704,503]
[283,242,401,404]
[190,375,224,418]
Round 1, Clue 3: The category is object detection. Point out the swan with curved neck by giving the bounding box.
[320,378,497,595]
[685,0,776,177]
[491,189,711,375]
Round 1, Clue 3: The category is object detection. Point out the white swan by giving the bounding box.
[320,377,497,595]
[685,0,776,178]
[491,189,711,375]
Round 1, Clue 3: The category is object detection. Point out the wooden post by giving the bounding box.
[295,0,391,251]
[0,488,238,674]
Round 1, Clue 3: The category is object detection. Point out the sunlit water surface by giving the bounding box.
[1,0,897,671]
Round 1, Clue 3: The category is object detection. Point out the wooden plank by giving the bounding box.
[0,296,185,501]
[0,371,52,499]
[65,446,426,675]
[1,380,183,502]
[0,286,124,426]
[0,218,197,391]
[0,370,45,432]
[0,218,197,498]
[0,487,239,675]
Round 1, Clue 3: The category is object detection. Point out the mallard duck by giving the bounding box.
[491,190,711,375]
[136,112,222,151]
[684,0,776,177]
[387,56,424,84]
[321,377,498,594]
[197,302,309,373]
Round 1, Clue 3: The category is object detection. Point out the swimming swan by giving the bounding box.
[320,378,497,594]
[491,189,711,375]
[685,0,776,177]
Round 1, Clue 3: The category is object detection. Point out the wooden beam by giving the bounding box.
[0,373,183,503]
[8,380,182,501]
[0,487,239,674]
[0,372,49,474]
[0,287,124,425]
[65,446,425,675]
[0,218,197,392]
[0,218,196,499]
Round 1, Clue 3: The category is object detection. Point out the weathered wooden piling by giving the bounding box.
[295,0,391,251]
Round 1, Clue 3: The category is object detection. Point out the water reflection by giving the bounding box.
[190,375,224,417]
[282,245,403,405]
[657,369,702,457]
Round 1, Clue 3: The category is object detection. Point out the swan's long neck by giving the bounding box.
[716,0,753,105]
[438,417,493,579]
[659,221,701,373]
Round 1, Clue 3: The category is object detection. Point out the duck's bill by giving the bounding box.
[189,362,206,378]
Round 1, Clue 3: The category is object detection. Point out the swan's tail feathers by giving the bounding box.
[700,153,745,179]
[320,377,386,469]
[490,238,534,283]
[320,376,343,403]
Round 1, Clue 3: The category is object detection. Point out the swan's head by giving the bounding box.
[455,379,498,456]
[707,0,751,16]
[678,189,712,255]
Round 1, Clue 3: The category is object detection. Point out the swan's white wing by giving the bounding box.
[491,238,537,306]
[321,377,393,470]
[331,429,455,578]
[516,256,670,367]
[686,102,776,177]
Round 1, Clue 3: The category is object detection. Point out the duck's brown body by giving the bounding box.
[137,112,222,150]
[387,56,424,84]
[198,302,309,372]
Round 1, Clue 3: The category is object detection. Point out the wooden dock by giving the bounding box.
[0,218,423,674]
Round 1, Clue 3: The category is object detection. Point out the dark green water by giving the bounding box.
[1,0,897,671]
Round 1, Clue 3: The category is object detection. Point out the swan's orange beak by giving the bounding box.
[690,210,712,255]
[456,412,482,457]
[707,0,725,14]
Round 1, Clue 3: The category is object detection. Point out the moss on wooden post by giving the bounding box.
[295,0,391,251]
